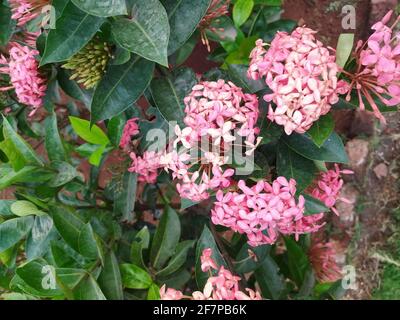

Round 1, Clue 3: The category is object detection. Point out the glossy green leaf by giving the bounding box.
[0,1,15,46]
[161,0,211,55]
[336,33,354,68]
[120,263,152,289]
[112,0,170,66]
[10,201,45,217]
[227,64,265,93]
[284,237,311,286]
[0,117,43,171]
[0,200,16,218]
[48,161,78,187]
[282,132,348,164]
[303,194,329,216]
[156,240,195,278]
[0,216,34,252]
[113,172,137,222]
[78,223,100,260]
[57,69,92,106]
[69,116,110,145]
[107,114,127,147]
[150,206,181,270]
[235,243,270,273]
[233,0,254,27]
[72,274,106,300]
[276,141,316,192]
[45,113,68,162]
[40,2,105,65]
[71,0,127,17]
[90,56,154,122]
[147,283,160,300]
[130,226,150,269]
[98,251,124,300]
[150,67,197,127]
[254,255,285,300]
[307,114,334,147]
[0,165,52,190]
[26,215,58,261]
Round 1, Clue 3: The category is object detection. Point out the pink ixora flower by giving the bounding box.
[160,248,262,301]
[211,177,317,246]
[119,118,139,149]
[0,42,47,115]
[128,150,163,184]
[248,27,346,135]
[9,0,50,27]
[161,80,259,201]
[342,10,400,123]
[309,238,342,283]
[311,164,353,216]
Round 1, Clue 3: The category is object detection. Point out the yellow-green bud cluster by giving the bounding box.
[62,38,112,89]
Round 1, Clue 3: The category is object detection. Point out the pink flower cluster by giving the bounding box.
[120,118,139,149]
[0,42,47,115]
[9,0,48,27]
[248,27,347,135]
[160,80,261,201]
[309,239,342,283]
[344,10,400,122]
[160,248,261,300]
[211,177,316,246]
[129,150,163,184]
[311,164,353,216]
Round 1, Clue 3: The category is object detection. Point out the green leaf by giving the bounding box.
[131,226,150,269]
[307,114,334,147]
[233,0,254,27]
[78,223,100,260]
[181,198,199,210]
[284,237,311,286]
[150,67,197,127]
[255,255,286,300]
[88,145,106,167]
[0,117,43,171]
[107,113,127,147]
[45,113,68,162]
[10,201,45,217]
[0,165,52,190]
[282,132,348,164]
[90,56,154,122]
[48,161,78,187]
[113,172,137,222]
[161,0,211,55]
[50,206,84,254]
[98,250,124,300]
[16,259,63,297]
[0,200,16,218]
[0,1,15,46]
[150,206,181,270]
[276,141,316,192]
[227,64,265,93]
[336,33,354,68]
[40,2,105,65]
[147,283,160,300]
[71,0,128,17]
[303,194,329,216]
[156,240,195,278]
[26,215,58,261]
[120,263,152,289]
[112,0,170,66]
[69,116,110,145]
[0,216,34,252]
[235,243,270,273]
[72,274,106,300]
[195,225,227,289]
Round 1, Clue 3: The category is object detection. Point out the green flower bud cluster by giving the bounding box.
[62,38,112,89]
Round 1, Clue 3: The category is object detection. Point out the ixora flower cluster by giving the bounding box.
[343,10,400,122]
[9,0,50,27]
[129,79,261,201]
[0,42,47,115]
[160,248,261,300]
[248,27,348,135]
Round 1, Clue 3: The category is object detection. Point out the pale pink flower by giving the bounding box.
[0,42,47,115]
[309,239,342,283]
[119,118,139,149]
[343,10,400,122]
[128,151,163,184]
[311,164,353,216]
[159,285,183,300]
[248,28,345,135]
[211,177,312,246]
[200,248,218,272]
[9,0,50,27]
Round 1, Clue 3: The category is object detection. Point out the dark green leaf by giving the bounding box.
[40,2,105,65]
[48,161,78,187]
[107,113,127,147]
[113,172,137,222]
[303,194,329,216]
[45,113,68,162]
[276,141,316,192]
[156,240,194,277]
[282,132,348,164]
[98,250,124,300]
[0,2,15,46]
[57,69,92,106]
[161,0,211,55]
[307,114,334,147]
[150,206,181,270]
[72,274,106,300]
[227,64,265,93]
[112,0,170,66]
[71,0,127,17]
[90,56,154,122]
[235,243,270,273]
[26,215,58,261]
[255,255,285,299]
[131,226,150,269]
[78,223,100,260]
[284,236,311,286]
[0,216,34,252]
